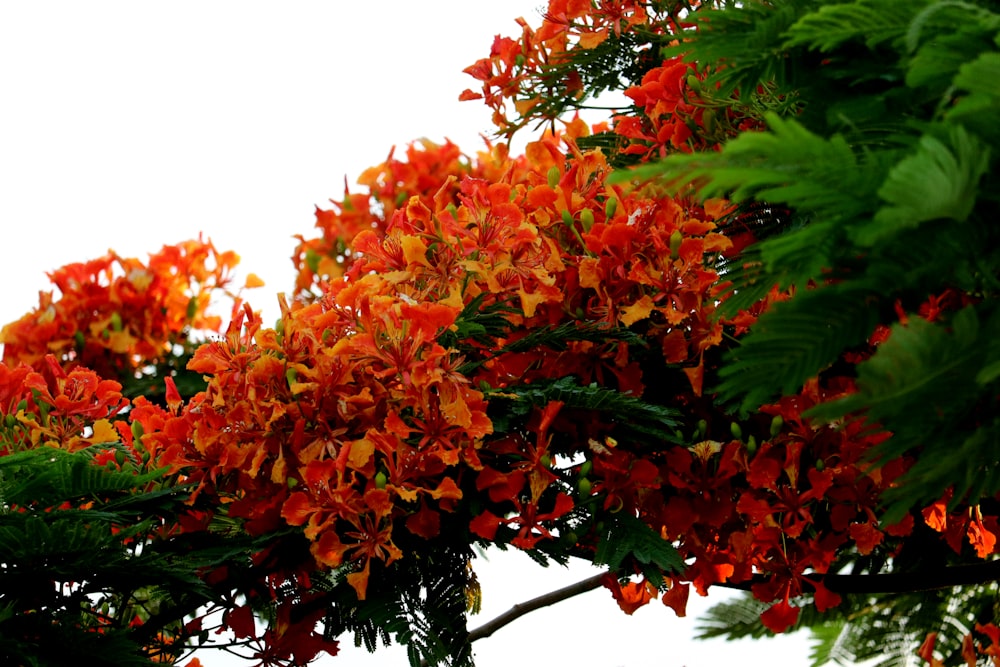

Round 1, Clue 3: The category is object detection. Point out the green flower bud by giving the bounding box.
[604,197,618,219]
[746,435,758,455]
[375,471,388,489]
[579,208,594,231]
[578,478,592,496]
[669,230,684,260]
[730,422,743,441]
[562,209,574,227]
[305,248,321,273]
[547,166,561,189]
[770,415,784,437]
[702,108,716,134]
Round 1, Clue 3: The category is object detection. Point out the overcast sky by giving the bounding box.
[0,3,814,666]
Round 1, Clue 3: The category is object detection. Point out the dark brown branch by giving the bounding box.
[457,559,1000,659]
[717,559,1000,595]
[466,572,606,642]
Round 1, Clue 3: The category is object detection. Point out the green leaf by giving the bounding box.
[807,306,1000,519]
[486,376,680,443]
[782,0,923,53]
[615,114,885,227]
[717,286,883,411]
[949,51,1000,143]
[811,307,981,421]
[856,125,990,246]
[594,512,685,585]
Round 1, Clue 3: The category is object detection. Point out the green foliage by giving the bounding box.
[448,294,646,377]
[622,113,889,227]
[662,0,813,100]
[620,0,1000,663]
[698,584,1000,667]
[487,375,680,445]
[120,347,207,403]
[323,542,478,667]
[625,0,1000,503]
[496,10,678,139]
[810,305,1000,521]
[782,0,924,53]
[717,285,883,411]
[0,446,264,666]
[864,125,990,246]
[593,512,685,587]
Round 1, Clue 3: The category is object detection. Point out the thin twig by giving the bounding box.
[467,572,606,642]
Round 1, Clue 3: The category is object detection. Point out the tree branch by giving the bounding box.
[460,555,1000,650]
[716,560,1000,595]
[466,572,606,642]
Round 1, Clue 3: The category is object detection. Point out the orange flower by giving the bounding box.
[2,238,238,381]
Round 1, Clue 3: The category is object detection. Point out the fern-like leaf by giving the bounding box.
[782,0,925,53]
[717,286,883,411]
[617,114,886,227]
[593,512,685,586]
[855,125,991,246]
[808,306,1000,520]
[487,376,680,444]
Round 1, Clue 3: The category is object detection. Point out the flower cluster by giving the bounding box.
[615,56,765,159]
[162,120,738,606]
[5,1,999,663]
[460,0,678,135]
[0,357,128,455]
[1,238,245,381]
[292,138,525,299]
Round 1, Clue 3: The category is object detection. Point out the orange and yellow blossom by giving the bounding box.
[141,120,744,609]
[1,238,243,381]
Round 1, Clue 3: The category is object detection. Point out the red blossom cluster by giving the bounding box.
[167,111,998,639]
[292,138,525,298]
[154,119,739,605]
[1,237,248,380]
[0,357,128,454]
[460,0,677,134]
[615,57,765,158]
[5,1,1000,663]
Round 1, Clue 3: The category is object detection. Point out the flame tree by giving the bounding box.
[2,2,1000,666]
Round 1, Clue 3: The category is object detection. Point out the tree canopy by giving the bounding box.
[2,1,999,666]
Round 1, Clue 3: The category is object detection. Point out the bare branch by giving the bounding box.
[467,572,606,642]
[717,560,1000,595]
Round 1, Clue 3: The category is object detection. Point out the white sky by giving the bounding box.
[0,3,815,666]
